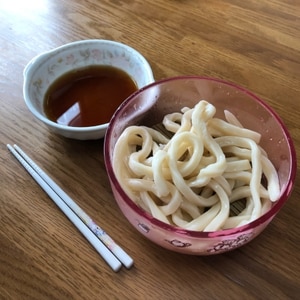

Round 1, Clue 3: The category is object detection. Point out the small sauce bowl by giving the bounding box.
[23,39,154,140]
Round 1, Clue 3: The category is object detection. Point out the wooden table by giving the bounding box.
[1,1,299,299]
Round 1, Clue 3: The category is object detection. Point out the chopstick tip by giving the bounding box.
[125,259,134,269]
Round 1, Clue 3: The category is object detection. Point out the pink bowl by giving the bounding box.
[104,76,297,255]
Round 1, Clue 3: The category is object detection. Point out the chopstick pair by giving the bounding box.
[7,144,133,272]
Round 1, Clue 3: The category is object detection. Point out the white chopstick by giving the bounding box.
[7,144,134,271]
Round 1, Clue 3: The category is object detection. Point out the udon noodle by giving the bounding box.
[113,100,280,231]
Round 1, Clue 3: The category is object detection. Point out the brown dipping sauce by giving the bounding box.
[44,65,138,127]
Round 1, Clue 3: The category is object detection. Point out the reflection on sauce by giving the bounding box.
[44,65,138,127]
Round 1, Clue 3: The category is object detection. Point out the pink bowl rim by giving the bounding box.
[104,76,297,238]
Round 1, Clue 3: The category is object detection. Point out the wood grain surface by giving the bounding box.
[0,0,299,299]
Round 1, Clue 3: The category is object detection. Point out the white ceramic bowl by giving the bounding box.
[23,39,154,140]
